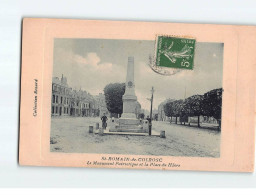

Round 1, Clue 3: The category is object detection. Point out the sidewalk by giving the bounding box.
[167,121,220,130]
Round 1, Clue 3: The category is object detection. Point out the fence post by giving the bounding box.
[89,125,93,133]
[160,131,166,138]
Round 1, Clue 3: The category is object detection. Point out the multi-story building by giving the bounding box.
[77,90,96,117]
[69,90,81,117]
[94,93,109,117]
[51,75,72,116]
[158,102,166,121]
[51,75,99,117]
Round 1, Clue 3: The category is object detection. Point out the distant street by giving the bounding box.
[50,117,220,157]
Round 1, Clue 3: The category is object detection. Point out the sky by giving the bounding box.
[53,39,223,110]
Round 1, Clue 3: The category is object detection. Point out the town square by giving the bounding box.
[50,38,223,158]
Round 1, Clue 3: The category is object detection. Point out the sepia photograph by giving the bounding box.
[50,38,223,158]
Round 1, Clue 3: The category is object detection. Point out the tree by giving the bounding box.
[103,83,125,117]
[184,95,204,127]
[202,88,223,130]
[172,100,184,124]
[178,100,187,125]
[163,100,174,121]
[163,101,173,117]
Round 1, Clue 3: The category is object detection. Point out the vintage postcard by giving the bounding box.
[19,18,255,172]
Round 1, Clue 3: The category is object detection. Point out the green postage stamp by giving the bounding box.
[155,35,196,70]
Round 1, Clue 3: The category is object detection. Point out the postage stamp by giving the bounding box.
[155,35,196,70]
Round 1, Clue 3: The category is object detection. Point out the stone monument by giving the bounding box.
[109,56,147,133]
[121,56,137,119]
[118,56,141,130]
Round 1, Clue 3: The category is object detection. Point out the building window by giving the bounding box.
[56,96,58,103]
[53,95,55,103]
[56,106,58,113]
[52,106,54,114]
[61,97,63,104]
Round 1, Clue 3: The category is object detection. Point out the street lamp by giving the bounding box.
[147,86,155,136]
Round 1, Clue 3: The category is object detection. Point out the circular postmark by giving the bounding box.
[148,54,182,76]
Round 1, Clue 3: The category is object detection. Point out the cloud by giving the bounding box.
[74,52,113,71]
[53,49,125,96]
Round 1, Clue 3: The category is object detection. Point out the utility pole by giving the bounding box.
[149,86,155,136]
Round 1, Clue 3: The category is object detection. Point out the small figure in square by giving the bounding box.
[146,115,151,123]
[101,113,108,129]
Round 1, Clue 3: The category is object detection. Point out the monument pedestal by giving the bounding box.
[109,118,142,132]
[119,118,140,126]
[118,118,142,131]
[103,57,161,137]
[109,56,148,133]
[109,119,146,133]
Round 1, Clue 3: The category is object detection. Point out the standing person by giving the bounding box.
[146,115,152,135]
[146,115,151,123]
[101,113,108,129]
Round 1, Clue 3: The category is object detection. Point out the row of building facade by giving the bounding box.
[51,75,108,117]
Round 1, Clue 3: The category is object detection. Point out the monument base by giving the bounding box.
[109,129,148,133]
[94,128,161,137]
[119,118,140,126]
[121,113,136,119]
[109,118,149,133]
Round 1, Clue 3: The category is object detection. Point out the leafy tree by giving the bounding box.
[179,101,187,125]
[202,88,223,130]
[160,88,223,129]
[172,100,184,124]
[184,95,204,127]
[104,83,125,116]
[163,100,175,121]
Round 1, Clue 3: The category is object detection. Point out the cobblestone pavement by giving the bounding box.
[50,117,221,157]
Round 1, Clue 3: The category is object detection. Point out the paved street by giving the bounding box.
[50,117,220,157]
